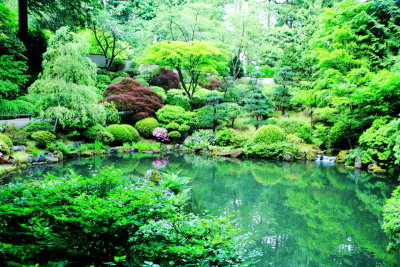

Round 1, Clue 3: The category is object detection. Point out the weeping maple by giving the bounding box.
[101,78,164,121]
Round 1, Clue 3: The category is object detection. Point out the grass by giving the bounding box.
[131,140,161,151]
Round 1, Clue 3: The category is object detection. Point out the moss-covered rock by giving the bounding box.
[306,150,317,161]
[335,150,348,163]
[145,170,162,183]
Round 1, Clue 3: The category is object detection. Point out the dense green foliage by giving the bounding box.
[135,117,159,138]
[383,186,400,251]
[84,124,114,143]
[0,169,256,266]
[31,130,56,148]
[105,124,140,144]
[252,125,286,145]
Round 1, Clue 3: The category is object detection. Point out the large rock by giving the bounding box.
[284,153,294,161]
[230,148,243,158]
[37,154,46,162]
[368,163,387,174]
[354,154,362,168]
[306,150,317,161]
[13,145,26,152]
[335,150,348,163]
[145,170,162,183]
[183,137,191,146]
[46,156,59,164]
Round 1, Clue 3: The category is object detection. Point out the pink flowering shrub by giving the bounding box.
[152,127,169,143]
[152,157,169,169]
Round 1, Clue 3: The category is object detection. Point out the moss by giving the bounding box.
[13,151,30,163]
[335,150,348,163]
[306,150,317,161]
[80,150,94,157]
[368,165,387,174]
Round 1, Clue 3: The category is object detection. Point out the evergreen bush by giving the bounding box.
[31,131,56,148]
[252,125,286,145]
[135,118,159,138]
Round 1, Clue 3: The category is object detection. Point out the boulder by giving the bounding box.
[80,150,93,157]
[368,163,387,174]
[284,153,294,161]
[145,170,162,183]
[106,148,118,154]
[230,148,243,158]
[183,137,191,146]
[37,154,46,162]
[296,152,306,160]
[202,146,209,152]
[306,150,317,161]
[46,156,59,164]
[354,154,362,168]
[335,150,348,163]
[13,145,26,152]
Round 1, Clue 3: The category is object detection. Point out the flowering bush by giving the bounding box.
[153,127,169,143]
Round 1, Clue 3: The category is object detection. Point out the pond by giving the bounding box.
[8,152,400,266]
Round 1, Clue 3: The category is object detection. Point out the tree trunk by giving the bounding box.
[18,0,28,47]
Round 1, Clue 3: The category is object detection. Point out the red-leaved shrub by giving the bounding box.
[149,67,180,91]
[200,77,225,90]
[101,78,163,120]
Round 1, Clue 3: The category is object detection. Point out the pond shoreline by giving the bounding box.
[0,142,389,180]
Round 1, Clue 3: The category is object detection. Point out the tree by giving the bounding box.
[225,103,242,128]
[101,77,164,121]
[89,9,138,70]
[200,92,228,132]
[273,66,294,115]
[142,41,229,100]
[28,27,107,131]
[149,67,180,90]
[243,80,275,129]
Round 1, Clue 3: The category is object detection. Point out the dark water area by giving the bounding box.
[7,152,400,266]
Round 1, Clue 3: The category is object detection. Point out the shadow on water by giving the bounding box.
[6,152,400,266]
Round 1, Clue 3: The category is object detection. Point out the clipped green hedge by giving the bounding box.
[135,118,159,138]
[31,131,56,148]
[252,125,286,145]
[276,118,307,135]
[105,124,140,144]
[0,134,13,155]
[169,131,181,138]
[25,121,54,134]
[84,124,114,143]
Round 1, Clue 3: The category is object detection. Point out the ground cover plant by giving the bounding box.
[0,169,260,266]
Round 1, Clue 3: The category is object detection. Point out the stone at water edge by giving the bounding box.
[13,145,26,152]
[145,170,162,183]
[37,154,46,162]
[284,153,294,161]
[46,156,59,164]
[183,137,191,146]
[354,154,362,168]
[335,150,348,163]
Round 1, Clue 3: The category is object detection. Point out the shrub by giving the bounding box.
[276,118,307,135]
[12,100,35,115]
[165,96,191,110]
[252,125,286,145]
[149,67,180,90]
[1,124,28,145]
[169,131,181,139]
[96,74,111,90]
[166,122,180,130]
[31,131,56,148]
[190,130,216,146]
[101,78,164,121]
[109,58,126,71]
[150,86,167,100]
[312,108,337,124]
[245,142,298,159]
[0,99,18,117]
[178,124,190,132]
[0,169,258,265]
[259,65,276,77]
[156,105,195,125]
[287,134,305,144]
[199,77,225,90]
[216,129,247,148]
[121,124,140,142]
[135,118,159,138]
[358,117,399,167]
[84,125,114,143]
[0,134,13,154]
[152,127,169,143]
[383,186,400,251]
[25,121,54,134]
[105,124,139,144]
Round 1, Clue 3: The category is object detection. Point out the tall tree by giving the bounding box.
[142,41,229,100]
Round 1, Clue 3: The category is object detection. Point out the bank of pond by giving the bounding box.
[1,152,399,266]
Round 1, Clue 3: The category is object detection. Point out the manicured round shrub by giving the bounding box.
[25,121,54,134]
[165,96,191,110]
[253,125,286,145]
[31,131,56,148]
[166,122,180,131]
[276,118,307,135]
[105,125,134,144]
[12,100,35,114]
[169,131,181,139]
[178,124,190,132]
[156,105,194,125]
[121,124,140,142]
[150,86,167,100]
[84,125,114,143]
[135,118,159,138]
[0,134,13,154]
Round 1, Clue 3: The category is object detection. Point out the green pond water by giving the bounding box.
[8,152,400,266]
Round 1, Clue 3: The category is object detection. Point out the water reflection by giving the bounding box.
[6,153,400,266]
